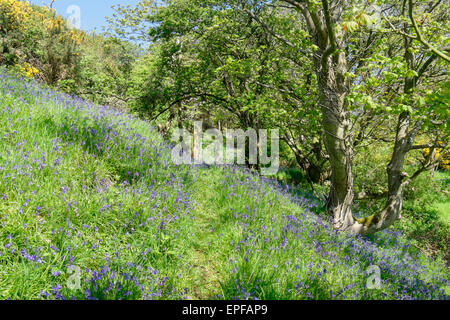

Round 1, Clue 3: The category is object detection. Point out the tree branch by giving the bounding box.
[408,0,450,62]
[243,8,312,57]
[320,0,337,67]
[355,190,388,201]
[410,143,446,150]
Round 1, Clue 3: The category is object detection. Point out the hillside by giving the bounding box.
[0,71,448,300]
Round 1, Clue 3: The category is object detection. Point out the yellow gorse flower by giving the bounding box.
[1,0,87,51]
[0,0,32,27]
[16,62,39,78]
[1,0,85,42]
[423,143,449,171]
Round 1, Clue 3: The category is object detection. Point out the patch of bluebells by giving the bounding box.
[0,69,448,300]
[0,69,194,299]
[216,165,449,300]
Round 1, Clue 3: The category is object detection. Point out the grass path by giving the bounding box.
[180,168,249,299]
[182,170,228,299]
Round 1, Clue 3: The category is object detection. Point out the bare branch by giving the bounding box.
[410,143,446,150]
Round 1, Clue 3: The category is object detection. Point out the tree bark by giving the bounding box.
[351,38,419,235]
[318,60,356,231]
[302,0,422,235]
[311,0,356,231]
[274,0,440,235]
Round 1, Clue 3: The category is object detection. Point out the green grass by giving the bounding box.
[0,71,448,300]
[432,201,450,225]
[392,170,450,263]
[428,171,450,224]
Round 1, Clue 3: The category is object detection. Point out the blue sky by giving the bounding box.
[28,0,142,32]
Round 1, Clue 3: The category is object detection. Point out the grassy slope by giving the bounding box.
[392,171,450,263]
[0,71,448,300]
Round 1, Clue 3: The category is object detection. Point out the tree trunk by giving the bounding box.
[350,36,419,235]
[319,87,413,235]
[315,40,357,231]
[319,79,355,231]
[352,111,412,235]
[289,0,432,235]
[307,0,429,235]
[283,135,327,184]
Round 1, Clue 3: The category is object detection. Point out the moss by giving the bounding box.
[355,213,379,227]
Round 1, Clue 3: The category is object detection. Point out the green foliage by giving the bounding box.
[76,34,140,109]
[1,0,449,299]
[0,0,141,110]
[275,168,308,186]
[355,169,450,262]
[397,171,450,261]
[109,0,327,181]
[2,72,447,299]
[0,0,84,84]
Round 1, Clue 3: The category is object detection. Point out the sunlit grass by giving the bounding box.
[0,70,448,300]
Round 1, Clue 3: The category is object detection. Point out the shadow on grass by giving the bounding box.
[38,113,192,188]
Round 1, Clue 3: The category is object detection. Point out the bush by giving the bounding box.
[0,0,84,84]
